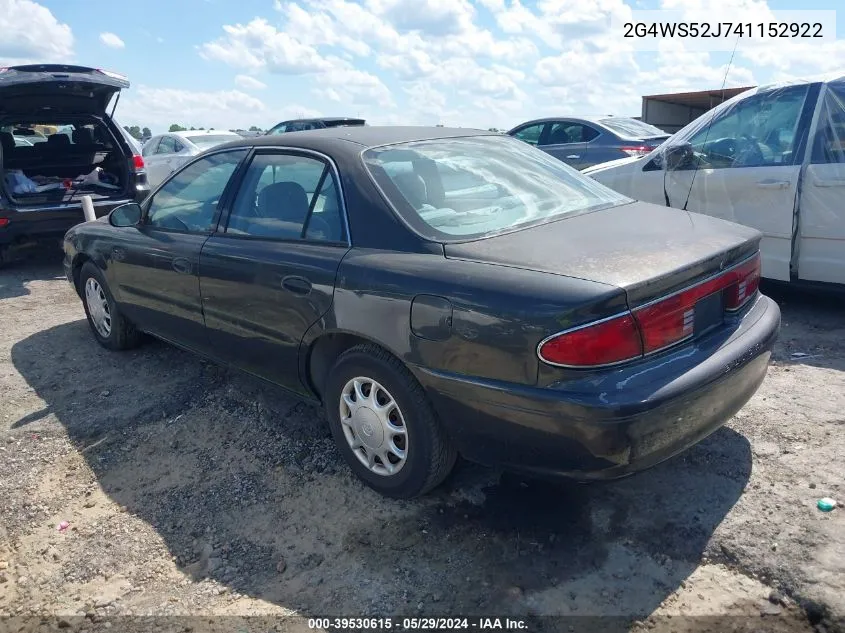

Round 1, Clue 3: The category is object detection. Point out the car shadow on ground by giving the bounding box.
[0,248,66,300]
[11,317,753,621]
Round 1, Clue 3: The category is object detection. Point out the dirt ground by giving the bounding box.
[0,253,843,633]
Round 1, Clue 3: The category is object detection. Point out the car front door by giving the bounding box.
[797,81,845,284]
[199,150,350,394]
[109,149,249,353]
[664,83,819,281]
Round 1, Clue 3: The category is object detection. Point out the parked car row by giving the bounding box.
[62,125,779,498]
[584,73,845,288]
[11,61,841,500]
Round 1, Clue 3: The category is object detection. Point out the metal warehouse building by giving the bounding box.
[640,86,754,133]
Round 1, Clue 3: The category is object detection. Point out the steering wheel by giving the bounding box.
[734,134,765,166]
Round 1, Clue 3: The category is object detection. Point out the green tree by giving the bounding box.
[169,124,187,132]
[123,125,142,140]
[142,127,151,138]
[248,125,261,132]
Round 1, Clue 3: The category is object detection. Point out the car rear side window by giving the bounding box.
[145,150,248,233]
[364,135,629,240]
[225,152,346,243]
[156,136,177,154]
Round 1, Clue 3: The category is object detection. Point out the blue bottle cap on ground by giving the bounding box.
[817,498,837,512]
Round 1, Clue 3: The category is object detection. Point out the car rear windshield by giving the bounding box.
[184,134,239,149]
[363,135,630,241]
[599,117,667,138]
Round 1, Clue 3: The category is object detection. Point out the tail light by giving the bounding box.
[130,154,145,170]
[538,313,643,367]
[620,145,651,157]
[0,218,8,228]
[538,253,761,368]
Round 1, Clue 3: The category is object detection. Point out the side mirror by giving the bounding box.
[663,143,695,171]
[109,202,143,227]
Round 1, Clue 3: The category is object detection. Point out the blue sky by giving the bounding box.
[4,0,843,134]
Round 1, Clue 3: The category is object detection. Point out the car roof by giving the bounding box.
[216,126,494,155]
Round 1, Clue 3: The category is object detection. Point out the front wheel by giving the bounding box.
[324,344,457,498]
[79,262,142,351]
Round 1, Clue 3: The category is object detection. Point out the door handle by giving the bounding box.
[172,257,192,274]
[566,154,580,159]
[282,276,312,296]
[756,179,790,189]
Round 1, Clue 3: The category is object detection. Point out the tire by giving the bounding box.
[324,343,457,499]
[79,261,142,351]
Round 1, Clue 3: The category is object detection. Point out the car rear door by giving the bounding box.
[109,149,248,353]
[199,149,350,395]
[537,121,588,168]
[663,83,819,282]
[796,81,845,284]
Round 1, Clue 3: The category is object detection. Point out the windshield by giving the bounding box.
[363,135,630,241]
[185,134,240,149]
[599,117,667,138]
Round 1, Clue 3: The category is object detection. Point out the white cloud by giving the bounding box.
[234,74,267,90]
[0,0,73,64]
[194,0,845,130]
[99,32,125,49]
[199,18,332,73]
[119,86,269,133]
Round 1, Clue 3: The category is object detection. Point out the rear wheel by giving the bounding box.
[79,262,142,351]
[324,344,457,498]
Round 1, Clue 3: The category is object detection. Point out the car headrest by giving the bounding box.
[0,132,14,155]
[47,134,71,146]
[391,172,427,209]
[72,127,95,145]
[257,181,310,224]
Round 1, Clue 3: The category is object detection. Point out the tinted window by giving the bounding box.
[156,136,177,154]
[511,124,544,146]
[364,135,628,240]
[684,86,809,168]
[811,83,845,164]
[543,123,599,145]
[146,150,248,232]
[226,153,345,242]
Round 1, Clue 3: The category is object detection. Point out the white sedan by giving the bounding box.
[585,74,845,287]
[142,130,242,187]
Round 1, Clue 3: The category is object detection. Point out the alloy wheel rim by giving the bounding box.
[339,376,407,476]
[84,278,112,338]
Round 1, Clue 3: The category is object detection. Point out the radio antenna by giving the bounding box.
[681,35,741,211]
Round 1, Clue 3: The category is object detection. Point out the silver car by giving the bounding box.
[142,130,241,187]
[508,116,670,170]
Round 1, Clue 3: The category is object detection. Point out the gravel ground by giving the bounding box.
[0,253,843,633]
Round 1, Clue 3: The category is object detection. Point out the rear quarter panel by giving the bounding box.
[311,247,627,386]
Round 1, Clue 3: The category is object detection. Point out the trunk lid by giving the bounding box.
[443,201,762,306]
[0,65,128,115]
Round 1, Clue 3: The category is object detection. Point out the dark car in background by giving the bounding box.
[265,117,366,135]
[508,116,670,170]
[0,64,150,264]
[63,127,778,499]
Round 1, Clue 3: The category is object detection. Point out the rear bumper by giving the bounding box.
[414,294,780,480]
